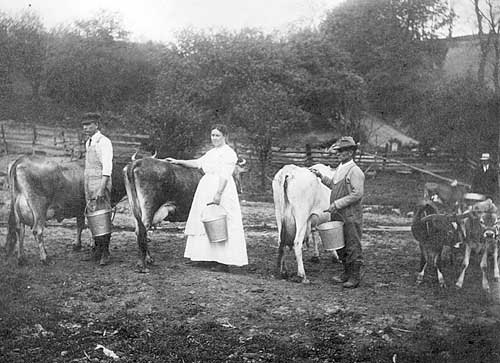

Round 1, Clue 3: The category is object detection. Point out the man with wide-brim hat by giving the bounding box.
[81,112,114,266]
[310,136,365,288]
[471,152,498,202]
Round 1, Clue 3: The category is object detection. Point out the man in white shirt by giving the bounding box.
[82,112,114,266]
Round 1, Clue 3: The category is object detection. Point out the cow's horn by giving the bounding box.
[237,158,246,166]
[151,150,157,159]
[131,151,138,161]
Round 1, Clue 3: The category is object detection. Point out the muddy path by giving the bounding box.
[1,199,500,362]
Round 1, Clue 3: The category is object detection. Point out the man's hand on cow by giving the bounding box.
[309,168,322,178]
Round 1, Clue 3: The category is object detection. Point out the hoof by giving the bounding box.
[455,283,463,289]
[439,282,447,289]
[72,244,82,252]
[135,266,149,273]
[310,256,320,264]
[146,256,155,265]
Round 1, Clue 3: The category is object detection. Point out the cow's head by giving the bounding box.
[461,200,499,242]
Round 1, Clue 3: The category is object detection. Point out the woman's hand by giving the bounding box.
[212,191,222,205]
[165,157,177,164]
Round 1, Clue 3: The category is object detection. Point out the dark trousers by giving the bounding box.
[336,221,363,266]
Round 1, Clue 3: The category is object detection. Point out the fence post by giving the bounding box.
[32,125,37,155]
[305,143,312,166]
[1,124,7,154]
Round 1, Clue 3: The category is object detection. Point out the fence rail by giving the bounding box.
[0,120,471,176]
[0,120,150,159]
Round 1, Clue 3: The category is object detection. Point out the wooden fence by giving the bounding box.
[0,120,474,176]
[0,120,150,159]
[255,146,470,174]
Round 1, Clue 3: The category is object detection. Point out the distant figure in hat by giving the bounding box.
[81,112,114,266]
[309,136,365,288]
[471,152,498,202]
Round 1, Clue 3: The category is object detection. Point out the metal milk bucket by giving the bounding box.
[201,204,228,243]
[317,221,345,251]
[85,200,112,237]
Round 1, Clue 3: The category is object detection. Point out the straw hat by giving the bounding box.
[480,153,490,161]
[331,136,358,151]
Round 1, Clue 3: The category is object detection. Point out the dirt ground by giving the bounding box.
[1,156,500,362]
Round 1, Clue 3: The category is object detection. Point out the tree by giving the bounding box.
[45,14,161,112]
[320,0,452,116]
[9,11,46,99]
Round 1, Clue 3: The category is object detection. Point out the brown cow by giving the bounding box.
[5,155,127,264]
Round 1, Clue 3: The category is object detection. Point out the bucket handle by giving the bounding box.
[85,197,109,215]
[326,210,345,223]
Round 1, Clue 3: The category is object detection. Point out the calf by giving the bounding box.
[411,202,465,287]
[456,199,499,293]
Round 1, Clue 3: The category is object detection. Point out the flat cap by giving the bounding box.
[81,112,101,125]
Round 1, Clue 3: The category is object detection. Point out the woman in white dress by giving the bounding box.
[166,125,248,270]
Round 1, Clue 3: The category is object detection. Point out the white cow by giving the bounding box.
[272,163,335,283]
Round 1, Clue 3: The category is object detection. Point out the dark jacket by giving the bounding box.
[472,164,498,200]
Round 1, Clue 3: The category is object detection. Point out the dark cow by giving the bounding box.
[124,157,202,272]
[456,199,499,293]
[411,202,465,287]
[123,153,248,272]
[5,155,127,264]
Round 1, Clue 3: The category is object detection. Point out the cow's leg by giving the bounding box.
[293,224,310,283]
[434,251,446,288]
[456,244,471,289]
[493,240,499,281]
[310,231,320,264]
[416,247,427,285]
[136,223,149,273]
[16,224,27,265]
[33,223,48,264]
[276,241,288,278]
[480,247,490,292]
[73,215,85,251]
[5,202,19,258]
[293,241,308,283]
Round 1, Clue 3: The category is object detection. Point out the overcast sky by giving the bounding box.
[0,0,477,43]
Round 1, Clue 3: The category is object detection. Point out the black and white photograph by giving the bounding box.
[0,0,499,361]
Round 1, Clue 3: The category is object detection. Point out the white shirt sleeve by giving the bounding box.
[98,137,113,176]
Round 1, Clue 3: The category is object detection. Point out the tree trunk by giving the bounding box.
[474,0,489,86]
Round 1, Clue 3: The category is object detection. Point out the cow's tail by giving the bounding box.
[5,158,21,251]
[279,173,296,246]
[123,161,142,224]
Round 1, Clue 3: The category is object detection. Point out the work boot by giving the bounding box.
[99,236,111,266]
[81,244,100,262]
[332,264,349,284]
[343,262,363,288]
